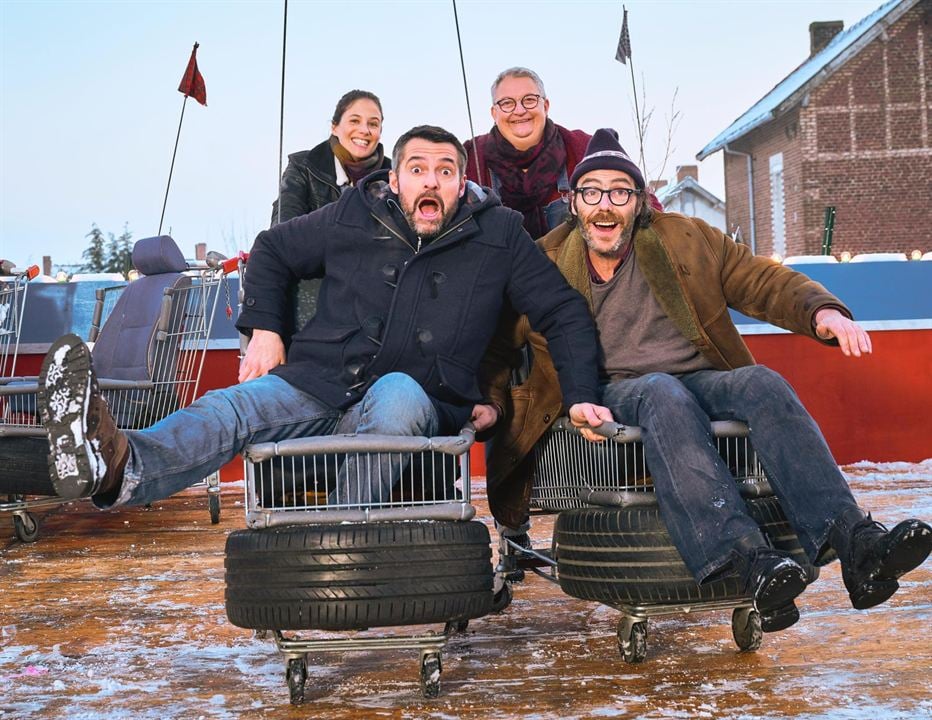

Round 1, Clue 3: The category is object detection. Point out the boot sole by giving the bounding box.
[38,334,98,500]
[850,579,899,610]
[849,523,932,610]
[877,522,932,581]
[755,560,808,615]
[760,602,800,633]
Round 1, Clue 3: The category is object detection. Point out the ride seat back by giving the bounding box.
[91,235,192,428]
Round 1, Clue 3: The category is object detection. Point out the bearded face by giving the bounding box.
[389,139,466,242]
[571,170,642,259]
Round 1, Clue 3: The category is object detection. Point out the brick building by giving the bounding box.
[697,0,932,258]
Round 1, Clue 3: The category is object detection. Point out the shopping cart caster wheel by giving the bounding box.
[419,652,442,698]
[13,512,39,543]
[208,493,221,524]
[732,607,763,652]
[286,657,307,705]
[490,583,513,614]
[617,617,647,663]
[444,619,469,634]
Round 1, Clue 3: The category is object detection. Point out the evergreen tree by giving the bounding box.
[104,223,133,277]
[81,224,107,272]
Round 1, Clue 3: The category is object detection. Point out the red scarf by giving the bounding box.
[484,119,566,238]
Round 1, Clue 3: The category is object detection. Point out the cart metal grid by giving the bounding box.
[529,417,765,513]
[0,254,238,540]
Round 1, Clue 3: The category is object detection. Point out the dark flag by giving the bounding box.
[178,42,207,106]
[615,7,632,64]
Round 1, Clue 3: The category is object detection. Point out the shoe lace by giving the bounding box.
[852,515,889,541]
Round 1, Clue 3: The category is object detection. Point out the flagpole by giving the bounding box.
[276,0,288,226]
[159,95,188,236]
[627,55,646,173]
[618,4,646,173]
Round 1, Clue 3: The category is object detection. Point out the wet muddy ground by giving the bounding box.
[2,461,931,719]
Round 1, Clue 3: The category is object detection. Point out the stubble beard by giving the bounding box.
[402,191,457,242]
[579,214,636,259]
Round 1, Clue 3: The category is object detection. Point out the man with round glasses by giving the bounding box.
[480,128,931,632]
[464,67,591,240]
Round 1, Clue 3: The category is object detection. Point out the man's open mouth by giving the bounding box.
[416,196,443,221]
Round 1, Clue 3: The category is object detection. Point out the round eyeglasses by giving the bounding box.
[574,187,641,207]
[493,93,542,113]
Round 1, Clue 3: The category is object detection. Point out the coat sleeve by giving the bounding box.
[236,209,328,337]
[704,220,852,341]
[501,215,600,406]
[270,159,312,227]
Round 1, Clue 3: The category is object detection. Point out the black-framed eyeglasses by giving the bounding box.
[574,187,641,206]
[494,93,543,113]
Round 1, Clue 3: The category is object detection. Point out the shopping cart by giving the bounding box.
[225,428,494,703]
[0,236,239,541]
[493,417,818,662]
[0,261,40,378]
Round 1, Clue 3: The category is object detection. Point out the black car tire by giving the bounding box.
[225,520,493,630]
[555,496,813,605]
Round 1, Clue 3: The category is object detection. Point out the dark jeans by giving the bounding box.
[601,366,859,582]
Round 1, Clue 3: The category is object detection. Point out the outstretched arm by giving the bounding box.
[814,308,872,357]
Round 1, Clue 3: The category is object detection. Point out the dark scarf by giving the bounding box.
[330,135,384,185]
[484,119,566,238]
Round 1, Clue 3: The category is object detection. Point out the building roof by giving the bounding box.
[696,0,914,160]
[655,175,724,209]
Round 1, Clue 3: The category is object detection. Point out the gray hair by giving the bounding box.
[490,67,546,101]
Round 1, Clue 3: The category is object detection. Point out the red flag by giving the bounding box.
[615,7,632,64]
[178,42,207,106]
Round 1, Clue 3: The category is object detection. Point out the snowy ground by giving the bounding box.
[1,461,930,719]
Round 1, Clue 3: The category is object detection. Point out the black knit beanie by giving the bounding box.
[570,128,644,190]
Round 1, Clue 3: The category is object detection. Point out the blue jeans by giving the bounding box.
[601,366,859,582]
[107,373,438,508]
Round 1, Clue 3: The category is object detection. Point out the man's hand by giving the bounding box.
[238,329,286,382]
[568,402,615,443]
[815,308,872,357]
[470,403,499,432]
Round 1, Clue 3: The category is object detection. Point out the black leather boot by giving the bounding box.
[831,506,932,610]
[731,535,807,632]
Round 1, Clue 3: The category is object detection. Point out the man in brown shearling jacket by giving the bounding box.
[480,128,931,633]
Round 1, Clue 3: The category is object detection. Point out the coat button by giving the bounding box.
[245,297,255,307]
[543,414,551,422]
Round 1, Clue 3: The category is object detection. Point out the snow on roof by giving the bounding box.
[655,175,724,208]
[696,0,911,160]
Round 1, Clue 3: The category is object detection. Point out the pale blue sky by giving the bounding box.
[1,0,880,269]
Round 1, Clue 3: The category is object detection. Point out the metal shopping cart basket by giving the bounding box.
[493,417,818,662]
[0,261,40,378]
[0,236,238,541]
[225,429,493,703]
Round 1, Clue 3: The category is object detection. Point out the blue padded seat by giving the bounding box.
[91,235,193,428]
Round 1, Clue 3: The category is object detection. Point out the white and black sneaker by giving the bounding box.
[37,334,127,500]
